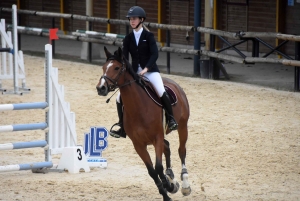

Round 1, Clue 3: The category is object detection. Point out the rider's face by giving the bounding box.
[129,17,142,28]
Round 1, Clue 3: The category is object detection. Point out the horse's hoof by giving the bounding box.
[181,186,192,196]
[171,181,180,194]
[181,172,191,196]
[166,174,179,194]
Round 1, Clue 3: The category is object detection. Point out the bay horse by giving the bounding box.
[96,47,191,201]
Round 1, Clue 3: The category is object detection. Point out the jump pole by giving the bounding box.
[0,100,51,172]
[0,162,53,172]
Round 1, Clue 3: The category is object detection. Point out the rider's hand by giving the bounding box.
[139,67,148,76]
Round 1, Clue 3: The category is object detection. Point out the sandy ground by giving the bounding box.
[0,54,299,201]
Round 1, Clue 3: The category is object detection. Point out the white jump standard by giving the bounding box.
[0,4,29,94]
[0,44,87,174]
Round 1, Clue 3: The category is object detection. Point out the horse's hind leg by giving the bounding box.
[178,125,192,196]
[133,144,172,201]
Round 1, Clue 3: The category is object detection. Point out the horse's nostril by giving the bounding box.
[100,86,106,91]
[96,85,107,95]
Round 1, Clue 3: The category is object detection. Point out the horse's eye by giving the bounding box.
[115,67,120,71]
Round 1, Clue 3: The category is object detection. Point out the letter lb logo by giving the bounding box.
[84,127,108,157]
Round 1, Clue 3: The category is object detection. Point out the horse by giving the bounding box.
[96,46,191,201]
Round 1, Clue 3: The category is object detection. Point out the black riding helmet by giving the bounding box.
[126,6,146,21]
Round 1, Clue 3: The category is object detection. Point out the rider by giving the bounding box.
[110,6,178,138]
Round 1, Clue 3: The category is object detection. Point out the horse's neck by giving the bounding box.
[119,72,162,129]
[119,73,148,110]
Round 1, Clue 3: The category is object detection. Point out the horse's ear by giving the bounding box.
[104,46,112,59]
[122,55,128,66]
[118,47,122,58]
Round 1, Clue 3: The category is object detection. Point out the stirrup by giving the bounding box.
[168,122,178,131]
[168,117,178,131]
[110,123,126,138]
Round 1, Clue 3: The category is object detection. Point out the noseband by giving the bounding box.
[101,60,136,92]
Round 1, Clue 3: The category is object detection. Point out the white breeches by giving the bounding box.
[116,67,165,103]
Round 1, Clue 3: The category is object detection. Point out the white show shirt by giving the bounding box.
[133,28,143,46]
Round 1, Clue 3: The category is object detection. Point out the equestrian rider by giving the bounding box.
[110,6,178,138]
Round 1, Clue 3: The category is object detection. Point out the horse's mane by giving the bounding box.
[109,49,139,81]
[123,56,139,81]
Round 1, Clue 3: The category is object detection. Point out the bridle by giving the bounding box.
[100,59,136,92]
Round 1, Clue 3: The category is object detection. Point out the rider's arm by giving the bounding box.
[145,32,158,71]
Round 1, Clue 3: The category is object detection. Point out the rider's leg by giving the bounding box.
[142,71,178,131]
[160,92,178,131]
[110,93,126,138]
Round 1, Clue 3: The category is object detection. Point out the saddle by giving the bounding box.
[139,77,178,106]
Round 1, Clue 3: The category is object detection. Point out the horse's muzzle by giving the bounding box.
[96,85,108,96]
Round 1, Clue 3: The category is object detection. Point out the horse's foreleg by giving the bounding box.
[134,144,172,201]
[153,139,176,196]
[164,139,180,194]
[164,139,171,169]
[180,165,191,196]
[178,125,192,196]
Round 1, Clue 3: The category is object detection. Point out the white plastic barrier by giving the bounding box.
[0,4,29,95]
[0,44,87,173]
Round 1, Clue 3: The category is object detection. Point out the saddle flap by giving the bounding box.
[143,80,177,107]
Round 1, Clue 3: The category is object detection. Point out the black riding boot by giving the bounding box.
[161,92,178,131]
[110,101,126,138]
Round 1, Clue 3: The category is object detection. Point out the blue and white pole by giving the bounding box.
[0,162,53,172]
[0,102,48,111]
[0,140,47,150]
[0,122,48,133]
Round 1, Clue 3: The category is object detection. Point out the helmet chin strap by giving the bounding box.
[133,18,144,29]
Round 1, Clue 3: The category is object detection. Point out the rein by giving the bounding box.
[103,62,136,104]
[102,61,136,92]
[100,63,136,91]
